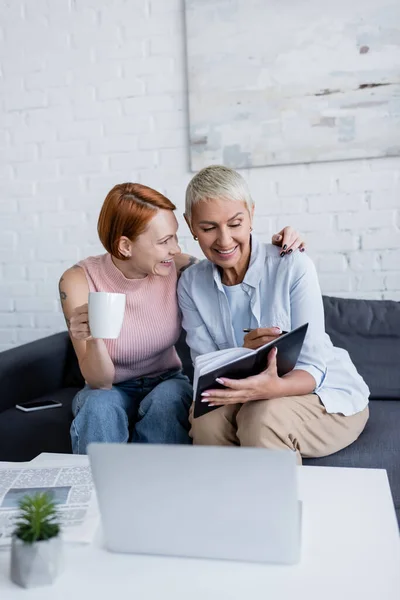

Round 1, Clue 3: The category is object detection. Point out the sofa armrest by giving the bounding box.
[0,332,71,414]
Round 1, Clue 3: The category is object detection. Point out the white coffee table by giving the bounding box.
[0,465,399,600]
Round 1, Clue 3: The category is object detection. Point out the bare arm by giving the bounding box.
[173,253,200,278]
[59,267,115,389]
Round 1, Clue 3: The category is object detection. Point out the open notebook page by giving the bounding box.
[193,346,252,397]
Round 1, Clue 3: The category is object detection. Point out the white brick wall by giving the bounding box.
[0,0,399,350]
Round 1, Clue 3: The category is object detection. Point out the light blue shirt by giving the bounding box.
[222,283,257,346]
[177,235,369,416]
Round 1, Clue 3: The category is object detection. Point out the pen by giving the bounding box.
[243,328,288,334]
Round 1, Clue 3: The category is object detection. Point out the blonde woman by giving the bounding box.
[178,166,369,461]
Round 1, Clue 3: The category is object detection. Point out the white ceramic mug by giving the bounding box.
[88,292,126,339]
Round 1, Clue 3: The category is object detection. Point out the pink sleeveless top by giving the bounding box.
[78,254,182,383]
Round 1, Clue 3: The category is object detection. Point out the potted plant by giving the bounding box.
[10,491,63,588]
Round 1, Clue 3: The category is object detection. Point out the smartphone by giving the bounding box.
[15,399,62,412]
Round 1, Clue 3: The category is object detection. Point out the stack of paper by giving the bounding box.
[0,453,99,547]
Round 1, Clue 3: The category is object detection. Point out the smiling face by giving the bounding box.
[118,209,181,278]
[190,197,253,279]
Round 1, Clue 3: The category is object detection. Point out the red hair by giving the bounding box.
[97,183,176,260]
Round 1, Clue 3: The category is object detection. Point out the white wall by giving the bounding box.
[0,0,399,351]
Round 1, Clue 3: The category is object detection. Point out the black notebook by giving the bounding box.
[193,323,309,418]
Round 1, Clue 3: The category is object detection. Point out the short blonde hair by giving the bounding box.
[185,165,254,222]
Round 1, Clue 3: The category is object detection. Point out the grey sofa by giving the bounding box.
[0,296,399,524]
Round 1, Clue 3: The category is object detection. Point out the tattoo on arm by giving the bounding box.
[58,277,67,302]
[179,256,199,275]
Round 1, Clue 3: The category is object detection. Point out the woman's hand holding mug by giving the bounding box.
[69,304,92,341]
[69,293,126,341]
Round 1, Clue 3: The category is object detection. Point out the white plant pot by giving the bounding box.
[10,535,63,588]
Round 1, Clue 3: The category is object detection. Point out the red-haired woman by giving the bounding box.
[59,183,304,453]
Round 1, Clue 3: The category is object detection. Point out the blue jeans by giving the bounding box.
[70,369,192,454]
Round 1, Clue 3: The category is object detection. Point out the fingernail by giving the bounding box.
[201,398,210,403]
[272,327,282,333]
[280,251,285,257]
[201,392,210,397]
[283,244,287,250]
[215,378,224,385]
[208,403,215,407]
[287,249,293,254]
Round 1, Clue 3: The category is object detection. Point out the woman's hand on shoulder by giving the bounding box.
[174,253,200,278]
[271,226,306,256]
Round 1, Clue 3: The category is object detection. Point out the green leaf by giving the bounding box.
[14,492,60,544]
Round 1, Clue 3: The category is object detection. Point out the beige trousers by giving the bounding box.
[190,395,369,464]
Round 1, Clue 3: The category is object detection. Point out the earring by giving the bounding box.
[193,236,198,241]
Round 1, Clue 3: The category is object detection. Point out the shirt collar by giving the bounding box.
[212,234,264,290]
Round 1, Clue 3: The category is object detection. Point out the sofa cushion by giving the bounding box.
[303,400,400,520]
[0,332,71,414]
[323,296,400,399]
[0,388,78,462]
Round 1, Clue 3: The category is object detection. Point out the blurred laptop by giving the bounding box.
[88,443,301,564]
